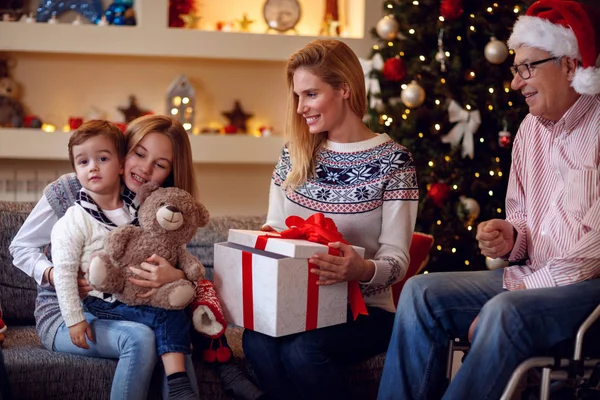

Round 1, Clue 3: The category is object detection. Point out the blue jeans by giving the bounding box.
[54,311,199,400]
[243,305,395,400]
[84,297,191,356]
[377,270,600,400]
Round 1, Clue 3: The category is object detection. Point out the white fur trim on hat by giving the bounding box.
[507,15,581,60]
[573,66,600,95]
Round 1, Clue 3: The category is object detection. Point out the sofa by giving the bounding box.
[0,200,392,400]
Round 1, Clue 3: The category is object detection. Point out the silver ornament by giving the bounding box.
[401,80,426,108]
[484,37,509,64]
[457,196,480,222]
[485,257,509,270]
[376,15,399,40]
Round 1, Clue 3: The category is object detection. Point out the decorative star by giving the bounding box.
[118,95,150,123]
[222,101,253,133]
[236,13,254,32]
[179,12,202,29]
[36,0,103,23]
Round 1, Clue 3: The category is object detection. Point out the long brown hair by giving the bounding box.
[284,39,367,189]
[125,115,199,200]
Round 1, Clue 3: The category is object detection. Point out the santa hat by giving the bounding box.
[507,0,600,95]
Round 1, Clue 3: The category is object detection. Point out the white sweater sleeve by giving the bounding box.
[265,180,287,232]
[9,196,58,285]
[51,207,88,327]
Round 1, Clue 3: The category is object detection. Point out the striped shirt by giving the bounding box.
[504,94,600,290]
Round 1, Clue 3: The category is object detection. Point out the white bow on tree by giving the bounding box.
[441,100,481,159]
[359,53,384,110]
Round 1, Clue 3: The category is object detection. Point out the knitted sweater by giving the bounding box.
[35,173,82,350]
[266,134,419,313]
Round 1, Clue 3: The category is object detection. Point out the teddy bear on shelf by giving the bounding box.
[88,182,209,309]
[0,58,24,128]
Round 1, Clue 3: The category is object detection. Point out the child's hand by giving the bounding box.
[68,321,94,349]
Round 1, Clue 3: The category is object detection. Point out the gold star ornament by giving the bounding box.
[237,13,254,32]
[180,13,202,29]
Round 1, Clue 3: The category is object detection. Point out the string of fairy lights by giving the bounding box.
[368,0,527,269]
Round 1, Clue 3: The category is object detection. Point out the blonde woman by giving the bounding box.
[242,39,419,399]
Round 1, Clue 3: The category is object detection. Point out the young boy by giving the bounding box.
[51,120,198,400]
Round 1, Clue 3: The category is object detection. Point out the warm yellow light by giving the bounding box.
[498,171,503,177]
[508,101,513,106]
[62,124,70,132]
[489,88,495,93]
[480,138,485,143]
[488,105,494,111]
[409,29,415,34]
[490,171,495,176]
[434,124,441,130]
[504,87,510,93]
[402,114,408,120]
[470,26,475,32]
[387,117,394,122]
[470,71,476,78]
[514,6,520,13]
[439,16,445,22]
[183,123,192,130]
[465,260,470,265]
[418,132,424,138]
[412,1,418,5]
[387,3,394,8]
[487,7,493,12]
[497,208,503,213]
[437,220,442,225]
[509,49,514,55]
[444,155,450,162]
[489,190,494,196]
[400,51,405,56]
[373,45,379,50]
[404,109,410,114]
[419,55,426,61]
[467,226,473,231]
[457,36,462,41]
[173,96,182,106]
[437,245,442,251]
[171,108,178,115]
[428,161,435,167]
[424,271,429,274]
[452,248,457,253]
[466,105,472,110]
[452,184,458,190]
[401,84,407,90]
[182,97,190,105]
[382,114,388,120]
[475,172,480,178]
[495,157,500,162]
[470,14,475,18]
[388,41,394,47]
[42,124,56,132]
[435,99,441,105]
[493,3,499,7]
[441,78,446,84]
[445,51,450,57]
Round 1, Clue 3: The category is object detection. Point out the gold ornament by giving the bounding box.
[401,80,426,108]
[376,15,399,40]
[484,37,509,64]
[237,13,255,32]
[457,196,480,223]
[179,13,202,29]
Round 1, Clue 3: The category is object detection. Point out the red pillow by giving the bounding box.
[391,232,434,306]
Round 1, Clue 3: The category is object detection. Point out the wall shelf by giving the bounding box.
[0,128,284,164]
[0,0,381,61]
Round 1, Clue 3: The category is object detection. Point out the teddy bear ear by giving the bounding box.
[195,202,210,227]
[137,182,160,203]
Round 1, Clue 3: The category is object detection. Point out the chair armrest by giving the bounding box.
[574,303,600,360]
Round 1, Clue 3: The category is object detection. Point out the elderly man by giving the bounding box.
[377,1,600,399]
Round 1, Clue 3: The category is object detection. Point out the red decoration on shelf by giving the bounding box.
[169,0,195,28]
[428,182,451,208]
[223,124,238,134]
[382,57,407,82]
[440,0,464,21]
[68,117,83,130]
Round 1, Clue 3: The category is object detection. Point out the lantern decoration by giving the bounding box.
[166,75,195,132]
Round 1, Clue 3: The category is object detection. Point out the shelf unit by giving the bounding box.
[0,0,381,61]
[0,128,284,164]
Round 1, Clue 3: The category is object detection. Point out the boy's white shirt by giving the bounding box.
[51,204,131,327]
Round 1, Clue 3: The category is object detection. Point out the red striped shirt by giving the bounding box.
[504,94,600,290]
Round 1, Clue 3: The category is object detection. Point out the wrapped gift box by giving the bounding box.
[214,229,365,337]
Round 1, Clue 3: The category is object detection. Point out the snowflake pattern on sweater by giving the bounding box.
[269,135,419,309]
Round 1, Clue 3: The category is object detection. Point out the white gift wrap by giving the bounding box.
[214,230,365,337]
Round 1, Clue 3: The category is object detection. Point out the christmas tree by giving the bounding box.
[364,0,530,272]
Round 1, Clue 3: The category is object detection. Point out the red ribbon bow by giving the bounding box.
[280,213,369,321]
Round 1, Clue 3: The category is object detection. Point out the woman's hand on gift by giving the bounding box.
[128,254,186,298]
[260,225,278,233]
[308,242,375,285]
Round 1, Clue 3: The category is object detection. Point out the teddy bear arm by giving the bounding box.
[105,226,138,261]
[177,248,205,283]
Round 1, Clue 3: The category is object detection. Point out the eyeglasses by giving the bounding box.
[510,57,558,80]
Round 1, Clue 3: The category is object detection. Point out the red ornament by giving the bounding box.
[382,57,407,82]
[428,182,451,208]
[68,117,83,130]
[223,124,238,134]
[498,130,512,148]
[440,0,464,21]
[169,0,195,28]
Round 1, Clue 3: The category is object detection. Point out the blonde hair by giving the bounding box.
[283,39,367,189]
[125,115,199,200]
[68,120,126,170]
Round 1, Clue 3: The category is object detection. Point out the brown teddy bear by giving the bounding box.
[88,182,209,309]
